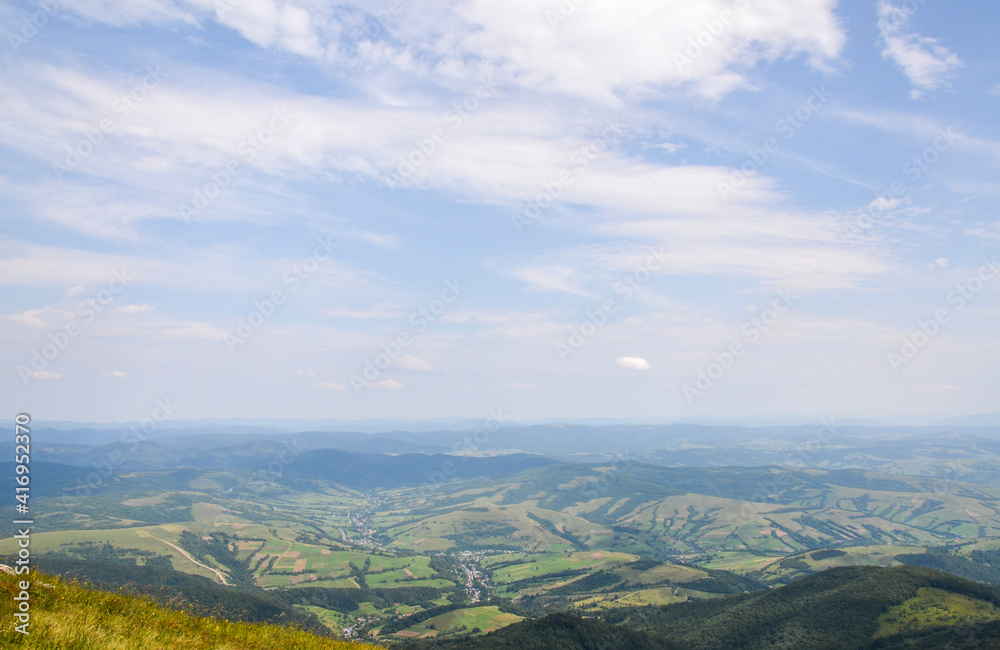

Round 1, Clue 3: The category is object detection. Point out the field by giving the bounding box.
[390,606,522,639]
[876,587,1000,638]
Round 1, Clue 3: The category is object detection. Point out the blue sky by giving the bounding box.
[1,0,997,423]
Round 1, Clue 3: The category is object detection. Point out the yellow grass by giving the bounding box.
[0,567,380,649]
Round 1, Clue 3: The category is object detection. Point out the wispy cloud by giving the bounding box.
[877,0,963,99]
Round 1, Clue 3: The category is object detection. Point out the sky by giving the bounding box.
[0,0,998,424]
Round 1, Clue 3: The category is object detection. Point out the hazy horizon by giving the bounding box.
[20,412,1000,431]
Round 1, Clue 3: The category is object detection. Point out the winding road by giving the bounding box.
[137,530,231,586]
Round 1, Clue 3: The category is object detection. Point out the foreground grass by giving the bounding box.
[0,567,380,649]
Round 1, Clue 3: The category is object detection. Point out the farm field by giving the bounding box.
[389,606,523,639]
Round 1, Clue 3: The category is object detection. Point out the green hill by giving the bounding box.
[414,565,1000,649]
[402,611,672,650]
[605,565,1000,648]
[0,566,380,649]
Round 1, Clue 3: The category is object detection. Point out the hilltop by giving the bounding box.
[0,566,380,649]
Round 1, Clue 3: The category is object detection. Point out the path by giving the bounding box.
[137,530,231,586]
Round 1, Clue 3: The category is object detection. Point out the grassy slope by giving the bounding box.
[876,587,1000,638]
[605,565,1000,649]
[391,606,522,638]
[0,568,379,649]
[401,612,674,650]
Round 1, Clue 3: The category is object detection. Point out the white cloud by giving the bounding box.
[29,371,62,380]
[211,0,325,58]
[344,228,401,251]
[415,0,844,103]
[57,1,845,104]
[116,304,156,314]
[498,229,893,297]
[6,308,73,330]
[965,223,1000,242]
[64,286,88,298]
[868,196,906,211]
[60,0,329,57]
[314,382,345,391]
[372,379,404,390]
[616,356,650,370]
[66,0,200,27]
[100,370,129,378]
[395,355,436,372]
[0,239,372,292]
[0,6,845,228]
[0,58,802,258]
[296,370,316,376]
[502,264,596,297]
[877,1,963,99]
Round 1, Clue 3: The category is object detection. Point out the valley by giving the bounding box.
[6,422,1000,645]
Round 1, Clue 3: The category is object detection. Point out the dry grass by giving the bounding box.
[0,567,380,649]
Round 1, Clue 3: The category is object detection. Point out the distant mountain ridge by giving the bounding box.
[271,449,559,489]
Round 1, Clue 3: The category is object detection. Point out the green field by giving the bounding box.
[876,587,1000,638]
[390,606,523,639]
